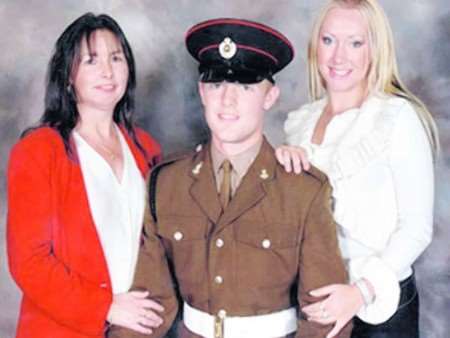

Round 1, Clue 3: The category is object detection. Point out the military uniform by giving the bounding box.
[109,139,351,338]
[109,17,351,338]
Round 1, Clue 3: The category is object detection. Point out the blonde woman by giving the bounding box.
[276,0,438,337]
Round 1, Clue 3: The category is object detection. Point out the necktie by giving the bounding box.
[219,160,232,209]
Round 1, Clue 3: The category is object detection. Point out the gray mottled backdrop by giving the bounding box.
[0,1,449,337]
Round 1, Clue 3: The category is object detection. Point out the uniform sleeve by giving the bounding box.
[7,138,112,335]
[355,101,434,323]
[296,180,352,338]
[108,188,179,338]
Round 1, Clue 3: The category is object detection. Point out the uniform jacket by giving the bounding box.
[7,126,160,338]
[109,138,351,338]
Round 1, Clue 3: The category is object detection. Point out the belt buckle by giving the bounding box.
[214,310,226,338]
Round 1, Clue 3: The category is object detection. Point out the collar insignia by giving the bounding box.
[260,169,269,180]
[192,161,203,175]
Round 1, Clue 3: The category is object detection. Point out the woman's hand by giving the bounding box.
[303,284,365,338]
[107,291,164,334]
[275,145,310,174]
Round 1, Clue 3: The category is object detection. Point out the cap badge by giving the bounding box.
[219,37,237,59]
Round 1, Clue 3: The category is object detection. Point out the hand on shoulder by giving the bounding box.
[275,145,310,174]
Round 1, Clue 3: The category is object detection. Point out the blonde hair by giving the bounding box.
[308,0,440,154]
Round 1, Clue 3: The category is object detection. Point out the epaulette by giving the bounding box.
[303,165,329,184]
[148,146,202,223]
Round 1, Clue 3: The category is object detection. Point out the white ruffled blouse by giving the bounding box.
[284,94,434,324]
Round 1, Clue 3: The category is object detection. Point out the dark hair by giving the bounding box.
[24,12,147,159]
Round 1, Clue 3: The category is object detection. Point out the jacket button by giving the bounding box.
[216,238,224,248]
[214,275,223,284]
[174,231,183,241]
[262,239,271,249]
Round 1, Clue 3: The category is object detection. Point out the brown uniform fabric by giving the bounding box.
[109,138,351,338]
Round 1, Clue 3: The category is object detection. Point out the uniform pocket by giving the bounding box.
[157,215,208,286]
[234,223,300,288]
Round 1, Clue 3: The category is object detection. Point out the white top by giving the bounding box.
[73,125,146,294]
[284,94,434,324]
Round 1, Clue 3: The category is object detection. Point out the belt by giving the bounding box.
[183,302,297,338]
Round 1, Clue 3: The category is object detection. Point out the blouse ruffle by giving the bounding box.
[285,95,401,234]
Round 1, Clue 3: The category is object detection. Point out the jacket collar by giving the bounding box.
[188,137,277,228]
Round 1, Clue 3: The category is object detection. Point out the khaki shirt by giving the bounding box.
[109,138,351,338]
[211,139,262,196]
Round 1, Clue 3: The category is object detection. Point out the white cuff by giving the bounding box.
[348,256,400,324]
[354,279,375,306]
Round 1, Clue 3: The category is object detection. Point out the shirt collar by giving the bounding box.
[210,139,263,178]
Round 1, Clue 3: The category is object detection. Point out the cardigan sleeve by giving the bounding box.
[134,127,162,166]
[7,133,112,336]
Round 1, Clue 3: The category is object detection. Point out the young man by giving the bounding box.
[110,18,351,338]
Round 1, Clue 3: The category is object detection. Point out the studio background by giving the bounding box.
[0,1,449,337]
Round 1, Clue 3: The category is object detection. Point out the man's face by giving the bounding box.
[198,80,279,152]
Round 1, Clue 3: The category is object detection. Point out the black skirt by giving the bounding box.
[351,273,419,338]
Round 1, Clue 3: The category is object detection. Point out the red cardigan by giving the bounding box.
[7,126,161,338]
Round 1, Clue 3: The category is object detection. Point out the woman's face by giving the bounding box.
[71,29,129,114]
[317,7,371,98]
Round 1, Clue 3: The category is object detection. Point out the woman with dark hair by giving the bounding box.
[7,13,164,338]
